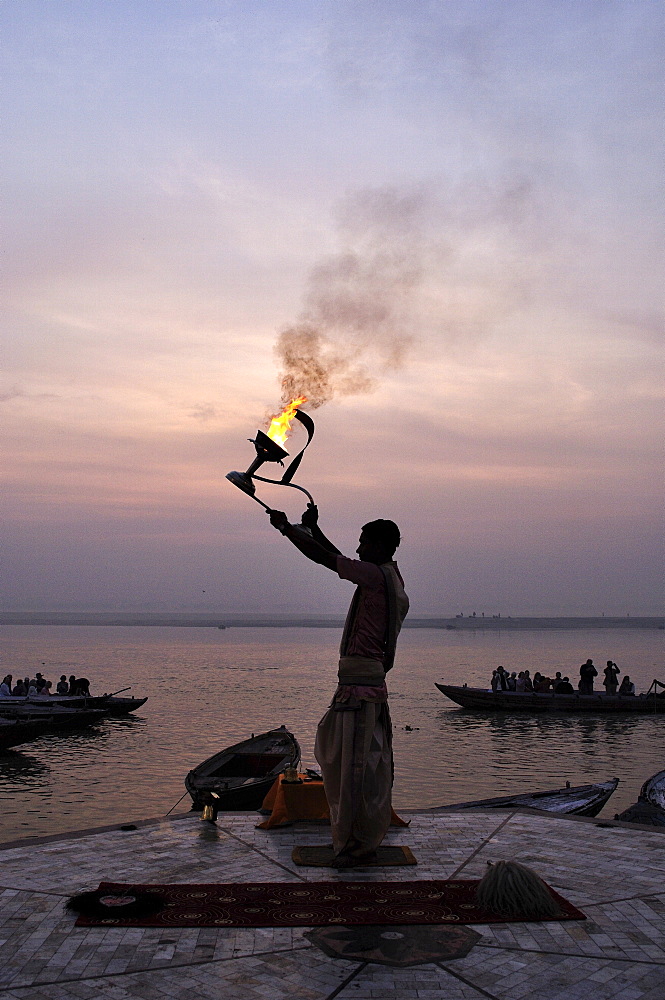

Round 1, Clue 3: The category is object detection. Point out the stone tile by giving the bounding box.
[335,962,490,997]
[452,813,665,907]
[442,947,665,1000]
[0,948,355,998]
[0,808,663,999]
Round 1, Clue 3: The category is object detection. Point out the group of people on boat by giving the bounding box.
[490,661,636,697]
[578,658,635,695]
[0,673,91,698]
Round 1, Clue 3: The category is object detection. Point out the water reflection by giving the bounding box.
[0,624,661,843]
[0,751,50,787]
[438,706,659,740]
[389,706,664,814]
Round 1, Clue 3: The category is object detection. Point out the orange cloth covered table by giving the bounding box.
[256,774,409,830]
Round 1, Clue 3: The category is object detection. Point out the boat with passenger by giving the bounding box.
[435,680,665,714]
[0,692,147,717]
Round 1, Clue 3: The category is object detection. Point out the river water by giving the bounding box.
[1,625,663,843]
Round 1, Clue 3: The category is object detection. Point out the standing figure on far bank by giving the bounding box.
[268,504,409,868]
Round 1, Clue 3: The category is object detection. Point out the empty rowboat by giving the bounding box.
[434,777,619,817]
[185,726,301,812]
[614,770,665,827]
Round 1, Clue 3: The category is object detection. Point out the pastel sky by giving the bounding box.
[3,1,663,616]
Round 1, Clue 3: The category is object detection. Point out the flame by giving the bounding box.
[266,396,307,449]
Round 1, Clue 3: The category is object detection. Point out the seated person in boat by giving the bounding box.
[56,675,69,694]
[515,671,526,693]
[0,675,12,697]
[12,679,27,696]
[556,676,575,694]
[618,675,636,696]
[269,503,409,869]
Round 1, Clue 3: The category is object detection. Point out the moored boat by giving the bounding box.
[0,694,147,716]
[0,709,107,750]
[435,682,665,714]
[614,769,665,827]
[185,726,301,811]
[0,703,106,722]
[434,778,619,817]
[94,696,148,715]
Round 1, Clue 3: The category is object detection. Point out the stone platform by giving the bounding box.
[0,808,663,999]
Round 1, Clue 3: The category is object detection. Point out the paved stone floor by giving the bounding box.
[0,808,663,999]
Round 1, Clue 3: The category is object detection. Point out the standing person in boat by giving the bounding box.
[268,504,409,868]
[603,660,620,695]
[578,658,598,694]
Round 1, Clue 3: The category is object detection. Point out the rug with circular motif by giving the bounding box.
[69,880,585,927]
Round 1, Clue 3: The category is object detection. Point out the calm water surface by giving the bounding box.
[1,625,663,842]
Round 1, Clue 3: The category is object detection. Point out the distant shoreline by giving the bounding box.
[1,612,663,630]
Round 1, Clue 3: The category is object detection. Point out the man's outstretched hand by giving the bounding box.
[269,509,289,532]
[300,503,319,529]
[268,504,337,569]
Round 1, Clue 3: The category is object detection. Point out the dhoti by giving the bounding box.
[314,656,393,857]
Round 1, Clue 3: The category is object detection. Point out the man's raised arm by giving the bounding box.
[268,508,339,571]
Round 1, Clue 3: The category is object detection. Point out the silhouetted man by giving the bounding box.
[578,659,598,695]
[269,504,409,868]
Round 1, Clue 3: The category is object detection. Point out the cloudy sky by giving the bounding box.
[3,1,663,616]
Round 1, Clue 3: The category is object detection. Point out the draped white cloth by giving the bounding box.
[315,561,409,858]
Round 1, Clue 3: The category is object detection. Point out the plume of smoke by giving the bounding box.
[275,185,426,409]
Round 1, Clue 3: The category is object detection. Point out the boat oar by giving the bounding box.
[104,687,132,698]
[165,791,190,817]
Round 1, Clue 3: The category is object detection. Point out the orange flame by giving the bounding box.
[266,396,307,449]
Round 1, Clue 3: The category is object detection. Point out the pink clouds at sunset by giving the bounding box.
[2,2,662,616]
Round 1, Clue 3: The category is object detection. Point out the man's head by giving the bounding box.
[357,519,401,564]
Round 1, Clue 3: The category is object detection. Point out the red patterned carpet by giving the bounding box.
[72,880,585,927]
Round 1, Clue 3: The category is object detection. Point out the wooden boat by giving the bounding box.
[0,694,147,717]
[185,726,301,811]
[0,703,106,721]
[0,710,107,750]
[94,696,147,715]
[435,682,665,714]
[435,778,619,817]
[614,770,665,827]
